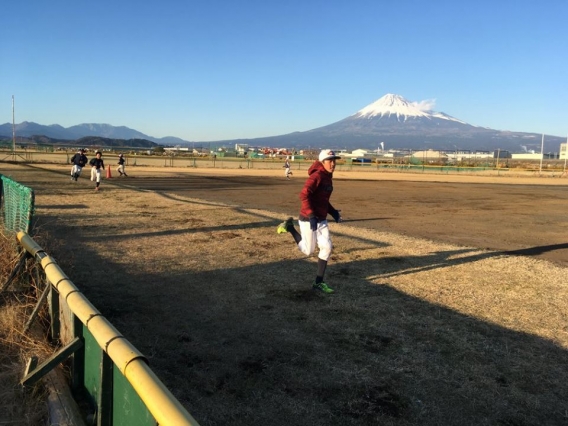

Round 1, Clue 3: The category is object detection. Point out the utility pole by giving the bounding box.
[562,135,568,174]
[539,134,544,175]
[12,95,16,154]
[453,144,458,167]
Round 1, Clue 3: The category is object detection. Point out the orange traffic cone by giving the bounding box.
[106,164,112,178]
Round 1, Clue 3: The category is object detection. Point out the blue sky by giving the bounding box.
[2,0,567,141]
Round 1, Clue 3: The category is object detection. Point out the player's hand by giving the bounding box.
[309,216,318,231]
[331,209,342,223]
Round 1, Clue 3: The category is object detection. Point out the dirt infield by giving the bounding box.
[112,165,568,266]
[20,162,566,264]
[2,162,568,425]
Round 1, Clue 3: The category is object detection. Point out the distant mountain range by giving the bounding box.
[0,122,186,146]
[1,94,564,153]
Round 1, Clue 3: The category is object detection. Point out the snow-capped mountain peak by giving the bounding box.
[354,93,466,124]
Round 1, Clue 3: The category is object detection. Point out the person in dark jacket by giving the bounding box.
[89,151,105,191]
[70,149,88,181]
[277,149,342,293]
[117,153,128,176]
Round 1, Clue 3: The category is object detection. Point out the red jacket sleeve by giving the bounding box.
[299,172,320,218]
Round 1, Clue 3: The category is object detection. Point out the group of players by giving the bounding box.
[69,149,128,191]
[70,147,341,292]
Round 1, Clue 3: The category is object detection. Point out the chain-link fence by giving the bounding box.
[0,174,35,234]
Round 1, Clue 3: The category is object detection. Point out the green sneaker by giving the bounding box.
[313,282,334,294]
[277,217,294,234]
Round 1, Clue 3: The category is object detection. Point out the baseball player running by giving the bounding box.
[89,151,105,191]
[277,149,342,293]
[70,149,88,181]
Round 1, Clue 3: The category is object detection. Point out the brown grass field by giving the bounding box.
[1,160,568,425]
[0,236,51,425]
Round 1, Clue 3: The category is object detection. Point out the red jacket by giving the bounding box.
[299,161,336,221]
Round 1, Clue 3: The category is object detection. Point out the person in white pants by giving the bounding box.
[117,154,128,176]
[89,151,105,191]
[277,149,342,293]
[284,156,292,179]
[70,149,88,181]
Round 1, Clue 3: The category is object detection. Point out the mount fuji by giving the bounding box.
[234,93,563,153]
[353,93,467,124]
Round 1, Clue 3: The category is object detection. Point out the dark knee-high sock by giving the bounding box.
[287,223,302,244]
[315,259,327,284]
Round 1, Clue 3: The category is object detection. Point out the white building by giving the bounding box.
[445,151,493,162]
[410,150,448,161]
[560,143,567,160]
[164,147,190,153]
[338,149,369,158]
[511,153,543,160]
[235,144,249,155]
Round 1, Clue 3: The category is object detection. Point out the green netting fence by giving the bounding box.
[0,174,35,234]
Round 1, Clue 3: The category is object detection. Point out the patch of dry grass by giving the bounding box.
[1,162,568,426]
[0,235,51,426]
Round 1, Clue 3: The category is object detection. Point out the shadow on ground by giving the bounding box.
[35,215,568,426]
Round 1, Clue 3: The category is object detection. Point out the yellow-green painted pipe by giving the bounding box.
[17,232,199,426]
[124,359,201,426]
[37,254,148,375]
[39,256,73,293]
[65,291,102,325]
[86,315,145,372]
[17,231,44,258]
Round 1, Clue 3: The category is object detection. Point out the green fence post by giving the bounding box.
[97,352,114,426]
[71,314,85,392]
[49,286,60,341]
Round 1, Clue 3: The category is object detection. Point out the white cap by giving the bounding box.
[318,149,341,162]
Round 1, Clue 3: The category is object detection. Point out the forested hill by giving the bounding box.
[0,134,160,149]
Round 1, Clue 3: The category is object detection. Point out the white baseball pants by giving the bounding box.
[90,167,102,183]
[297,219,333,261]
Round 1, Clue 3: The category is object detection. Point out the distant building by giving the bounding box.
[235,144,249,155]
[164,147,190,153]
[560,143,567,160]
[446,150,493,162]
[409,150,448,162]
[338,149,369,158]
[494,150,511,159]
[511,153,542,160]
